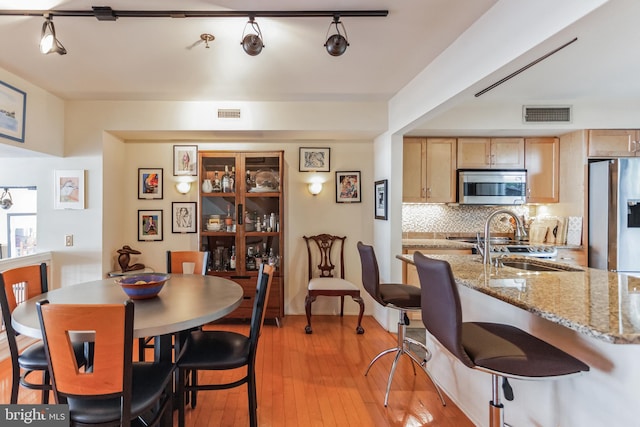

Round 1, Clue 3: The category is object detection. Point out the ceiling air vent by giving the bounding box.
[217,108,241,119]
[523,106,572,123]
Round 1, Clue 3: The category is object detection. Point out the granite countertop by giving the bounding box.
[398,253,640,345]
[402,238,582,250]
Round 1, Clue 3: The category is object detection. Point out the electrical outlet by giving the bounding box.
[65,235,73,247]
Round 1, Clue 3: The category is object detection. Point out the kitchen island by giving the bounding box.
[397,252,640,427]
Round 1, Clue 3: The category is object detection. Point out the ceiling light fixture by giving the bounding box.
[0,188,13,209]
[241,16,264,56]
[324,15,349,56]
[200,33,215,48]
[40,15,66,55]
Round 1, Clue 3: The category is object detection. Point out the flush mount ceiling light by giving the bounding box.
[40,15,66,55]
[241,17,264,56]
[324,15,349,56]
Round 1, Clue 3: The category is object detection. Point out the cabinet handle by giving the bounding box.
[427,188,431,199]
[422,187,426,198]
[237,203,243,225]
[486,154,491,165]
[634,140,638,153]
[491,154,496,165]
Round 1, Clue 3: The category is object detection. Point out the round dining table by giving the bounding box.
[11,273,244,361]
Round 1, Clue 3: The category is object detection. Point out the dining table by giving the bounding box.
[11,273,244,426]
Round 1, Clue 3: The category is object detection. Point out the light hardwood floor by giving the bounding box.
[0,315,473,427]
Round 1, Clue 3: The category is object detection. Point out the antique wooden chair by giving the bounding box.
[303,234,364,334]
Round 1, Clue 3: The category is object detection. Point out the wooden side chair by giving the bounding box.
[138,250,209,361]
[37,299,175,427]
[0,263,85,404]
[303,234,365,334]
[176,263,274,427]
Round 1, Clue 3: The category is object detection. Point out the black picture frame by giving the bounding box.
[172,202,197,233]
[299,147,330,172]
[138,209,163,241]
[335,171,361,203]
[375,179,388,220]
[0,79,26,143]
[138,168,163,200]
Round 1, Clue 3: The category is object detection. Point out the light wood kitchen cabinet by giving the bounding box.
[457,137,525,169]
[403,137,456,203]
[588,129,640,157]
[525,137,559,203]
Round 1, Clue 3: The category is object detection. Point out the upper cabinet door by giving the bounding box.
[426,138,456,203]
[525,137,559,203]
[403,138,427,202]
[457,137,524,169]
[491,138,525,169]
[588,129,639,157]
[457,138,492,169]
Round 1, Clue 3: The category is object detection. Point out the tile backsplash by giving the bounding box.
[402,204,530,235]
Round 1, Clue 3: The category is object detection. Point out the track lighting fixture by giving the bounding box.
[39,15,66,55]
[241,17,264,56]
[0,188,13,210]
[324,16,349,57]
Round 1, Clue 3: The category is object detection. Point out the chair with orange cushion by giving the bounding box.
[303,234,364,334]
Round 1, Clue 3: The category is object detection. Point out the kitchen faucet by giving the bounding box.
[481,209,527,265]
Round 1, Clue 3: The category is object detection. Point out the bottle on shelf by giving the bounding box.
[246,170,252,191]
[255,246,263,269]
[255,211,262,232]
[229,166,236,192]
[246,246,256,271]
[229,246,236,270]
[268,248,277,267]
[269,213,276,231]
[222,165,230,193]
[225,203,234,231]
[212,171,221,192]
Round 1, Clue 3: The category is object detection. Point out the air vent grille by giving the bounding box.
[523,106,571,123]
[217,109,241,119]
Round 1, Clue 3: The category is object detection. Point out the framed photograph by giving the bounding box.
[375,179,388,220]
[173,145,198,176]
[0,80,26,143]
[299,147,330,172]
[335,171,361,203]
[138,209,163,241]
[54,170,85,209]
[138,168,163,200]
[172,202,197,233]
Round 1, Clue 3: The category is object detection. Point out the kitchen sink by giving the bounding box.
[500,260,583,272]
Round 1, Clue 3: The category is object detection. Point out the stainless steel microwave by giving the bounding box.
[458,170,527,205]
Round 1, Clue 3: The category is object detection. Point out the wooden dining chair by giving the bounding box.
[37,299,175,427]
[0,263,85,404]
[176,263,274,427]
[138,250,210,361]
[303,234,365,334]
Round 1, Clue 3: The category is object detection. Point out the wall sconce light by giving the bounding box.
[241,16,264,56]
[40,15,67,55]
[308,182,323,196]
[324,15,349,56]
[176,181,192,194]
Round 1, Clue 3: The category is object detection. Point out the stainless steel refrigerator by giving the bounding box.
[589,158,640,274]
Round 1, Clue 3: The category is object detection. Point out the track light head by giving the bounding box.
[241,17,264,56]
[324,16,349,56]
[40,15,66,55]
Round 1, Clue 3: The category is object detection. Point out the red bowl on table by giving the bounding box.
[116,274,170,300]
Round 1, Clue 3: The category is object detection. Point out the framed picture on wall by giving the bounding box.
[138,168,163,199]
[138,209,163,241]
[172,202,197,233]
[53,169,85,209]
[173,145,198,176]
[375,179,388,220]
[0,79,26,143]
[299,147,330,172]
[335,171,361,203]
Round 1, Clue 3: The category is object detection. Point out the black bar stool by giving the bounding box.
[413,252,589,427]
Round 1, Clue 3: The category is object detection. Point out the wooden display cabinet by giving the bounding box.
[198,150,284,324]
